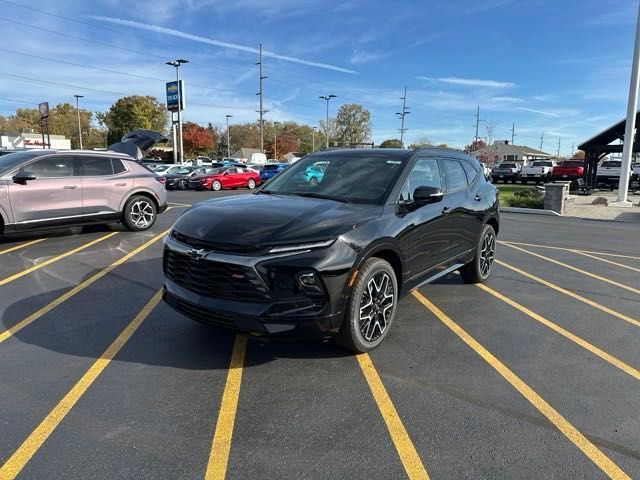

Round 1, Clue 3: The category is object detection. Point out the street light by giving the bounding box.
[319,94,336,149]
[166,58,188,164]
[273,121,280,161]
[225,114,233,159]
[73,94,84,150]
[312,126,317,152]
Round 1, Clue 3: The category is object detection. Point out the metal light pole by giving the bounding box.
[312,126,317,152]
[74,95,84,149]
[319,94,336,148]
[225,114,233,159]
[256,44,268,153]
[614,1,640,206]
[166,59,188,164]
[274,121,279,161]
[397,86,409,148]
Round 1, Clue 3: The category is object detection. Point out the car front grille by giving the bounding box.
[172,231,265,255]
[164,249,271,302]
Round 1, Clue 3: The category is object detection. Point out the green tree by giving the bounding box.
[334,104,371,146]
[408,137,433,149]
[98,96,168,145]
[379,139,403,148]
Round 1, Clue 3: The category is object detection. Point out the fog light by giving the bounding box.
[298,272,317,287]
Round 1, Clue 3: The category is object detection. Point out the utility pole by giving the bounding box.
[539,132,544,151]
[74,94,84,150]
[312,126,317,152]
[510,122,516,145]
[319,94,336,149]
[256,44,268,153]
[166,59,188,164]
[274,121,279,161]
[225,114,233,159]
[556,137,561,159]
[571,142,575,157]
[396,86,410,148]
[614,0,640,206]
[474,106,480,146]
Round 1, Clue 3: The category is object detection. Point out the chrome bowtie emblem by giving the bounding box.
[188,248,208,261]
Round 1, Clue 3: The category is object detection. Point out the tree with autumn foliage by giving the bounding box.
[182,122,215,157]
[463,139,487,153]
[265,130,299,160]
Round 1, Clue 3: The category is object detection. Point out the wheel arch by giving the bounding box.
[353,240,405,288]
[485,215,499,235]
[121,189,160,213]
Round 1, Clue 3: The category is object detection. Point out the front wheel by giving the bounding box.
[335,258,398,353]
[122,195,157,231]
[177,179,188,190]
[459,224,496,284]
[247,178,256,189]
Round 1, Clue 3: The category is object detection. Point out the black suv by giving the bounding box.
[163,148,499,352]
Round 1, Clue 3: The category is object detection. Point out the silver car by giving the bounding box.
[0,130,168,235]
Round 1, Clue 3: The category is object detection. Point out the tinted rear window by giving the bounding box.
[601,161,621,167]
[561,161,583,167]
[81,156,114,176]
[112,158,127,174]
[499,163,517,168]
[533,161,553,167]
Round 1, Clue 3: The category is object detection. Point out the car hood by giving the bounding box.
[172,193,382,246]
[164,173,190,180]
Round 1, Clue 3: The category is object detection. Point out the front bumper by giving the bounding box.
[162,234,356,338]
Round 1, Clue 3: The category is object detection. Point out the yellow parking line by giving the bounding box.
[0,289,162,480]
[205,335,247,480]
[498,240,640,261]
[0,238,47,255]
[411,290,630,480]
[571,250,640,274]
[356,353,430,479]
[0,232,118,287]
[0,229,170,344]
[476,284,640,381]
[501,242,640,296]
[496,259,640,329]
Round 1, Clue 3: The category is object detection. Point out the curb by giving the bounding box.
[500,207,561,216]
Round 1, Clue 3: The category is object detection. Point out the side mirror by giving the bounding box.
[13,171,37,185]
[413,186,444,205]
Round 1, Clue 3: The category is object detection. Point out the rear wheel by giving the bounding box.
[460,224,496,284]
[335,258,398,353]
[122,195,157,231]
[211,180,222,191]
[177,179,188,190]
[247,178,256,189]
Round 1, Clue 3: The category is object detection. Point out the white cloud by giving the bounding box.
[417,76,516,88]
[349,49,384,65]
[517,107,561,118]
[89,16,358,74]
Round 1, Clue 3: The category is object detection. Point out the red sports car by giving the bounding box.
[188,166,261,191]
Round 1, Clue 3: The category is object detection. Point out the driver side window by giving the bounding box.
[400,158,441,202]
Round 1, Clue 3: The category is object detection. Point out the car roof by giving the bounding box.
[310,147,480,165]
[7,149,133,160]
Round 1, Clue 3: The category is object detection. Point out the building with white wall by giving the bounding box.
[0,131,71,150]
[468,140,552,165]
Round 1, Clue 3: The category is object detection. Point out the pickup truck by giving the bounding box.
[520,160,555,184]
[491,162,521,183]
[551,160,584,181]
[595,160,633,190]
[632,163,640,191]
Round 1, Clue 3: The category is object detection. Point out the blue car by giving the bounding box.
[303,165,325,185]
[260,163,288,181]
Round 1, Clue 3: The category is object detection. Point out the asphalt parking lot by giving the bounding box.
[0,189,639,480]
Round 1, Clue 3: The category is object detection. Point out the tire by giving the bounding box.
[177,179,188,190]
[459,224,496,284]
[521,178,527,185]
[335,258,398,353]
[247,178,256,189]
[121,195,157,232]
[211,180,222,191]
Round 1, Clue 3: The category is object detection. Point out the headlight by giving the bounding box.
[268,239,335,254]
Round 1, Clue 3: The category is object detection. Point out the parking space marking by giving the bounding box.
[0,289,163,480]
[496,259,640,328]
[205,335,247,480]
[501,242,640,296]
[0,232,119,287]
[476,284,640,381]
[0,229,170,344]
[411,290,631,480]
[0,238,46,256]
[572,250,640,274]
[167,202,192,207]
[356,353,430,480]
[499,241,640,261]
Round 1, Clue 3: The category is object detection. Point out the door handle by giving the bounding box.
[474,194,483,201]
[115,183,127,186]
[442,206,452,215]
[63,185,78,189]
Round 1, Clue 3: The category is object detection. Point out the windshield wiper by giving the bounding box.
[291,192,351,203]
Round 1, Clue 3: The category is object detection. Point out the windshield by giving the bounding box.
[175,167,194,174]
[0,151,43,176]
[262,153,407,204]
[601,161,621,167]
[561,161,583,167]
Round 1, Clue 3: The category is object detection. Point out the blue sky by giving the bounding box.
[0,0,637,154]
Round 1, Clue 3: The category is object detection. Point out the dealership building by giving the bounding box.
[0,130,71,150]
